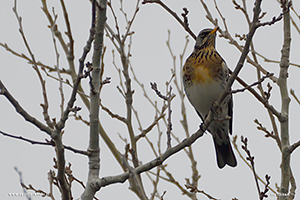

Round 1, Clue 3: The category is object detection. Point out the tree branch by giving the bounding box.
[230,73,274,94]
[0,130,90,156]
[14,167,33,200]
[241,136,271,200]
[254,119,281,149]
[290,89,300,105]
[13,0,54,128]
[0,81,52,135]
[81,0,106,199]
[142,0,196,39]
[92,127,206,191]
[278,1,292,199]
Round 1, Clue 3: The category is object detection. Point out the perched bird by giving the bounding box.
[182,27,237,168]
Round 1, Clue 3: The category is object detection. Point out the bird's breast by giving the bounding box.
[182,46,227,116]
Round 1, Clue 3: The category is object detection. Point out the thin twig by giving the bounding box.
[150,82,175,149]
[0,130,90,156]
[257,12,284,27]
[260,175,271,199]
[251,49,300,68]
[13,0,54,128]
[47,170,56,200]
[166,85,173,149]
[290,89,300,105]
[289,139,300,154]
[42,0,92,113]
[231,73,274,94]
[50,8,65,117]
[135,112,166,141]
[254,119,281,149]
[0,42,68,73]
[100,102,127,123]
[14,167,33,200]
[185,182,218,200]
[120,0,141,44]
[150,82,168,100]
[231,136,277,195]
[142,0,196,39]
[59,0,74,62]
[241,136,271,200]
[21,183,48,198]
[0,81,52,135]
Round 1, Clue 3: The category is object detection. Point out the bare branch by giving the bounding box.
[150,82,168,101]
[150,82,176,148]
[249,49,300,68]
[100,102,127,123]
[148,167,161,200]
[81,0,107,198]
[135,112,166,141]
[120,0,141,44]
[289,140,300,154]
[0,42,67,73]
[228,69,282,120]
[257,13,284,27]
[107,1,121,44]
[181,7,190,30]
[0,81,52,135]
[260,174,271,200]
[160,191,166,200]
[290,89,300,105]
[41,0,68,54]
[166,85,173,149]
[13,0,54,128]
[14,167,33,200]
[42,0,92,113]
[231,73,274,94]
[47,170,56,200]
[142,0,196,39]
[100,77,111,87]
[0,130,90,156]
[21,182,49,198]
[59,0,74,62]
[232,136,277,195]
[49,8,65,117]
[90,124,206,191]
[241,136,271,200]
[254,119,281,149]
[185,182,218,200]
[278,1,292,198]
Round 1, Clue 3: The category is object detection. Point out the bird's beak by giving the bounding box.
[209,27,219,35]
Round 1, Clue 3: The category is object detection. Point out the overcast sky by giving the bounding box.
[1,0,300,199]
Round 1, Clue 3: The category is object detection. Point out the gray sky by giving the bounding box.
[1,0,300,199]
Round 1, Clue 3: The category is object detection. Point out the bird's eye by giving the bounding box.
[200,32,209,38]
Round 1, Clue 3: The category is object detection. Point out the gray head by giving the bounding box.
[195,27,219,49]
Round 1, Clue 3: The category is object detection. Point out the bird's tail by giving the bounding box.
[213,138,237,169]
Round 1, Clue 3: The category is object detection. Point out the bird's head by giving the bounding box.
[195,27,219,49]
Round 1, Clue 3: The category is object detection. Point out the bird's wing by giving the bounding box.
[222,61,233,135]
[228,93,233,135]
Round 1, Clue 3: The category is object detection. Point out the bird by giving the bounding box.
[182,27,237,168]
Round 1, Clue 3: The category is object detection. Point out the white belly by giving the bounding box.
[185,81,224,117]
